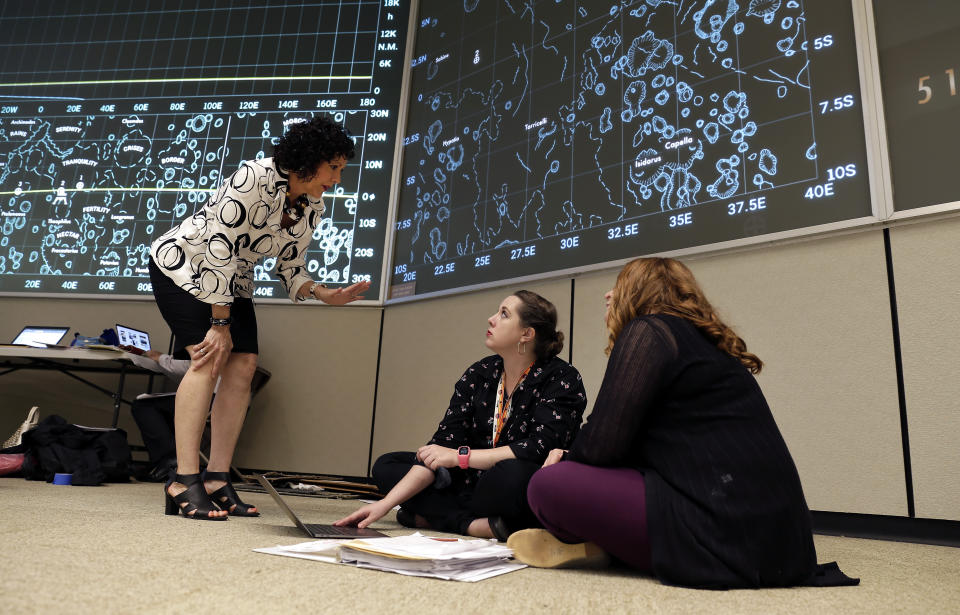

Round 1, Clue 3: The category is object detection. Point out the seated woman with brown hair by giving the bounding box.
[508,257,857,589]
[335,290,587,540]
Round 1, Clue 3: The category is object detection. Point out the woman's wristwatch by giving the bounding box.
[308,281,328,298]
[210,317,232,327]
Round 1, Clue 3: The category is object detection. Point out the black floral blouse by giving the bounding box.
[427,354,587,479]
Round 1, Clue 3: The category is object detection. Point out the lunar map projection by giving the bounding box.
[0,1,409,300]
[389,0,873,298]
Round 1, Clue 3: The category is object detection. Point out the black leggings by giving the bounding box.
[372,451,542,535]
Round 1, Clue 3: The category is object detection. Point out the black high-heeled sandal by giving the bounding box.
[164,473,227,521]
[202,471,259,517]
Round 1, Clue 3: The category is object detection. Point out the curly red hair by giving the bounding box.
[605,257,763,374]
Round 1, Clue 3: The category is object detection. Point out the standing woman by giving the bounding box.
[509,258,857,589]
[150,116,369,520]
[335,291,587,540]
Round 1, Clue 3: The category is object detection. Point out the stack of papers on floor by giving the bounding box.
[339,532,525,581]
[254,532,525,582]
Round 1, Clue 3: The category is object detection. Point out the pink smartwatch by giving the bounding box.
[457,446,471,469]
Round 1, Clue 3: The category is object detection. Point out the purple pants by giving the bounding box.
[526,461,652,571]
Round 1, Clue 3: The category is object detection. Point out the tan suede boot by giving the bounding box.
[507,529,611,569]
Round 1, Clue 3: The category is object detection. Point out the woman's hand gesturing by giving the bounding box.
[315,280,371,305]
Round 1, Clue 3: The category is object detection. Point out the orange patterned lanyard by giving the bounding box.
[493,362,534,446]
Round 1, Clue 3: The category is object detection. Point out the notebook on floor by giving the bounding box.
[256,475,387,539]
[10,325,70,347]
[115,323,151,351]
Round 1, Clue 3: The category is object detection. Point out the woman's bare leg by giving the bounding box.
[204,353,258,510]
[167,350,226,518]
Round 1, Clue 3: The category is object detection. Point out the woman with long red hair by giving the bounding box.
[507,257,857,589]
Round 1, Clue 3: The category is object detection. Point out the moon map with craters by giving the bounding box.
[0,0,408,300]
[389,0,873,298]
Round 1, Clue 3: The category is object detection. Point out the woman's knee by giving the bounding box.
[371,451,414,488]
[485,458,539,487]
[527,463,574,511]
[232,352,259,374]
[370,452,394,481]
[223,353,258,385]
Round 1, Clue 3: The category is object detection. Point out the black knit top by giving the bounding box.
[567,314,855,589]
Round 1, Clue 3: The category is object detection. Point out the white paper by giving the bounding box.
[253,538,352,563]
[253,532,525,582]
[341,532,510,559]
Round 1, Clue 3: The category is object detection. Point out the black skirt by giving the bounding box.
[148,257,258,359]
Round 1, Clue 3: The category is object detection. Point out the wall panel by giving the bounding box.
[889,217,960,520]
[234,305,382,476]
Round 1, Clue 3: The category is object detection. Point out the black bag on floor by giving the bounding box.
[21,415,131,485]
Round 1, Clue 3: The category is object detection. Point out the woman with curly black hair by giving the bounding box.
[149,115,369,520]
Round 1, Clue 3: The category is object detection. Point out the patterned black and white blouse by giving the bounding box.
[428,355,587,477]
[150,157,322,305]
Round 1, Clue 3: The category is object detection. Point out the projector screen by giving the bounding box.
[388,0,875,299]
[0,0,410,302]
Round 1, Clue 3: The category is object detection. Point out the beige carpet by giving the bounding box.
[2,478,958,614]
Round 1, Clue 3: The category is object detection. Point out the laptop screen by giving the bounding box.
[12,326,70,347]
[116,324,151,351]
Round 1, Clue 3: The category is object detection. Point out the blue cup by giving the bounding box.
[52,473,72,485]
